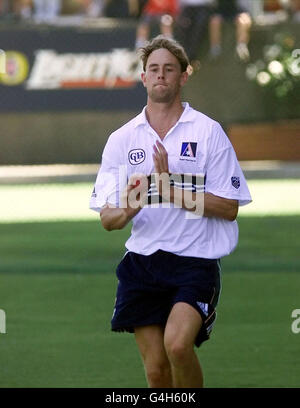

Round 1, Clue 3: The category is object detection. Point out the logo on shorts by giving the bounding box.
[231,176,240,189]
[197,302,209,316]
[180,142,197,159]
[128,149,146,165]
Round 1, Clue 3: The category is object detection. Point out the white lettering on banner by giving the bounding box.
[26,49,142,90]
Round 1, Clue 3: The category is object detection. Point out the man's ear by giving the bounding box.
[180,70,189,87]
[141,72,146,87]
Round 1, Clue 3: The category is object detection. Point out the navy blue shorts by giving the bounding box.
[111,250,221,347]
[213,4,246,20]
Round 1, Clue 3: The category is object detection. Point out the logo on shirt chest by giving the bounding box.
[128,149,146,165]
[180,142,197,161]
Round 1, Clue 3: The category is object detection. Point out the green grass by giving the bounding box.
[0,216,300,388]
[0,179,299,223]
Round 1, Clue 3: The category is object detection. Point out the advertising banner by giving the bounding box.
[0,24,145,111]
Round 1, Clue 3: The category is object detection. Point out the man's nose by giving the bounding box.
[157,69,165,79]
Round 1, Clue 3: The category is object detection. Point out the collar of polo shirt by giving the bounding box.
[133,102,197,129]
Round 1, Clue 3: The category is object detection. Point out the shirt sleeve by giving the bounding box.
[205,123,252,206]
[89,133,128,213]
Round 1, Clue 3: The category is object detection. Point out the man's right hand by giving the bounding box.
[100,174,148,231]
[120,173,149,211]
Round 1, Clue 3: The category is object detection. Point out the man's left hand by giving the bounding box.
[152,140,171,199]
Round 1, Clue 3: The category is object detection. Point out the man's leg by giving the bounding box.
[135,325,173,388]
[209,14,223,58]
[164,302,204,388]
[160,15,174,39]
[235,12,252,61]
[135,22,150,49]
[235,12,252,45]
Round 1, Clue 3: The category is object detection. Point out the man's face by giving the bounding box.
[141,48,188,103]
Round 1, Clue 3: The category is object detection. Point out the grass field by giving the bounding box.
[0,179,299,223]
[0,180,300,388]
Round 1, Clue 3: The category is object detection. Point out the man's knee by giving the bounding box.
[236,12,252,28]
[164,338,192,367]
[145,363,172,387]
[210,14,222,27]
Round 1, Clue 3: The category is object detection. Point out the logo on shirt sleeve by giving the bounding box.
[180,142,197,158]
[231,176,240,189]
[128,149,146,165]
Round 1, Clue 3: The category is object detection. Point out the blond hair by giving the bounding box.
[139,35,190,73]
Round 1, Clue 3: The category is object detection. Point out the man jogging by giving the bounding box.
[90,35,252,388]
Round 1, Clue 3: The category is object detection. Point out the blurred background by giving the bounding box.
[0,0,299,166]
[0,0,300,388]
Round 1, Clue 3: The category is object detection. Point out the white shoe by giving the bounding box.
[236,43,250,62]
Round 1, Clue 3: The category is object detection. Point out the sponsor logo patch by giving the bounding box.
[128,149,145,165]
[180,142,197,158]
[231,176,240,189]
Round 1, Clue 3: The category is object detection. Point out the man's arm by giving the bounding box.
[153,140,239,221]
[203,192,238,221]
[169,187,238,221]
[100,204,140,231]
[100,174,148,231]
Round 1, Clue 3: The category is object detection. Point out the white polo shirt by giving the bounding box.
[90,102,252,259]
